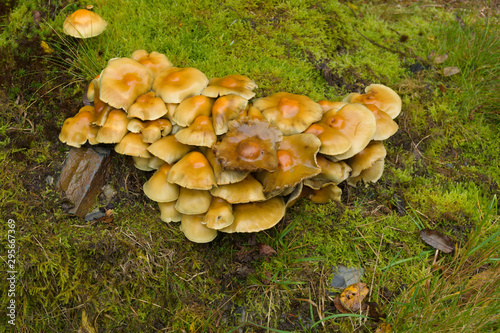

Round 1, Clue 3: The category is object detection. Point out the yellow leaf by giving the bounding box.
[339,282,369,312]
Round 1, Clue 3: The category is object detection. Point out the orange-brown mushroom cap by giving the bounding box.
[63,9,107,38]
[131,50,172,77]
[167,151,216,190]
[202,74,258,100]
[214,117,282,172]
[209,174,265,204]
[114,132,151,158]
[99,57,154,111]
[202,147,249,185]
[304,122,352,156]
[347,141,387,178]
[59,106,99,148]
[171,95,214,127]
[362,104,399,141]
[253,92,323,135]
[202,197,234,230]
[219,196,285,233]
[147,135,193,164]
[212,95,249,135]
[127,118,172,143]
[255,133,322,193]
[153,67,209,104]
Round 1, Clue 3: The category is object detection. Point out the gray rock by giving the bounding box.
[331,265,365,289]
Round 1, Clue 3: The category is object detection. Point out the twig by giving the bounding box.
[353,26,408,58]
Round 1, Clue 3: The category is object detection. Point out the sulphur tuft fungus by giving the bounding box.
[63,9,107,38]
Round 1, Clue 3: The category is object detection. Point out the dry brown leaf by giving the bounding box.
[461,266,500,301]
[333,296,350,313]
[258,243,277,258]
[340,282,369,312]
[434,54,448,64]
[419,228,454,253]
[443,66,460,76]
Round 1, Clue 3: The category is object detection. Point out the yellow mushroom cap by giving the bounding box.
[202,74,258,100]
[90,78,113,126]
[304,154,352,189]
[253,92,323,135]
[212,95,249,135]
[174,115,217,148]
[175,188,212,215]
[180,214,218,243]
[128,91,169,121]
[320,103,376,161]
[158,201,182,223]
[171,95,214,127]
[214,117,282,172]
[255,133,322,193]
[114,132,151,158]
[147,135,193,164]
[132,156,155,171]
[96,109,129,144]
[63,9,107,38]
[131,50,172,77]
[306,184,342,204]
[304,122,352,156]
[363,104,399,141]
[167,151,216,190]
[153,67,209,103]
[343,84,402,119]
[99,57,154,111]
[59,106,99,148]
[143,163,180,203]
[127,118,172,143]
[348,141,387,178]
[347,159,385,186]
[209,174,266,204]
[203,197,234,230]
[317,100,347,114]
[220,196,285,233]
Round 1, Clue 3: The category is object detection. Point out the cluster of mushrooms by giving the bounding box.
[58,48,401,243]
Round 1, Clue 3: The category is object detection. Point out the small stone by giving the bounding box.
[331,265,365,290]
[85,210,105,221]
[101,184,117,203]
[57,146,112,218]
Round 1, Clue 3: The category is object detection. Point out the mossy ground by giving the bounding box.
[0,0,499,332]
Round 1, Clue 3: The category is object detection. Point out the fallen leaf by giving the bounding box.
[419,228,454,253]
[333,296,350,313]
[434,54,448,64]
[258,243,277,258]
[340,282,369,312]
[461,266,500,302]
[443,66,460,76]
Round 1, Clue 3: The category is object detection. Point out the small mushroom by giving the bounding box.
[212,95,249,135]
[170,95,214,127]
[158,201,182,223]
[253,92,323,135]
[132,156,155,171]
[95,109,129,144]
[202,147,249,185]
[347,159,385,186]
[114,132,151,158]
[202,197,234,230]
[127,118,172,143]
[174,116,217,148]
[167,151,216,190]
[304,154,351,189]
[180,214,218,243]
[59,106,99,148]
[306,184,342,203]
[220,196,286,233]
[209,174,266,204]
[99,57,154,111]
[347,141,387,179]
[127,92,169,121]
[147,135,193,164]
[202,74,258,100]
[63,9,107,38]
[153,67,209,103]
[175,188,212,215]
[304,122,352,156]
[143,163,180,202]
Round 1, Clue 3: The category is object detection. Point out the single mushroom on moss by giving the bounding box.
[99,57,154,111]
[202,74,258,100]
[253,92,323,135]
[59,105,99,148]
[63,9,107,38]
[214,117,282,172]
[153,67,209,103]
